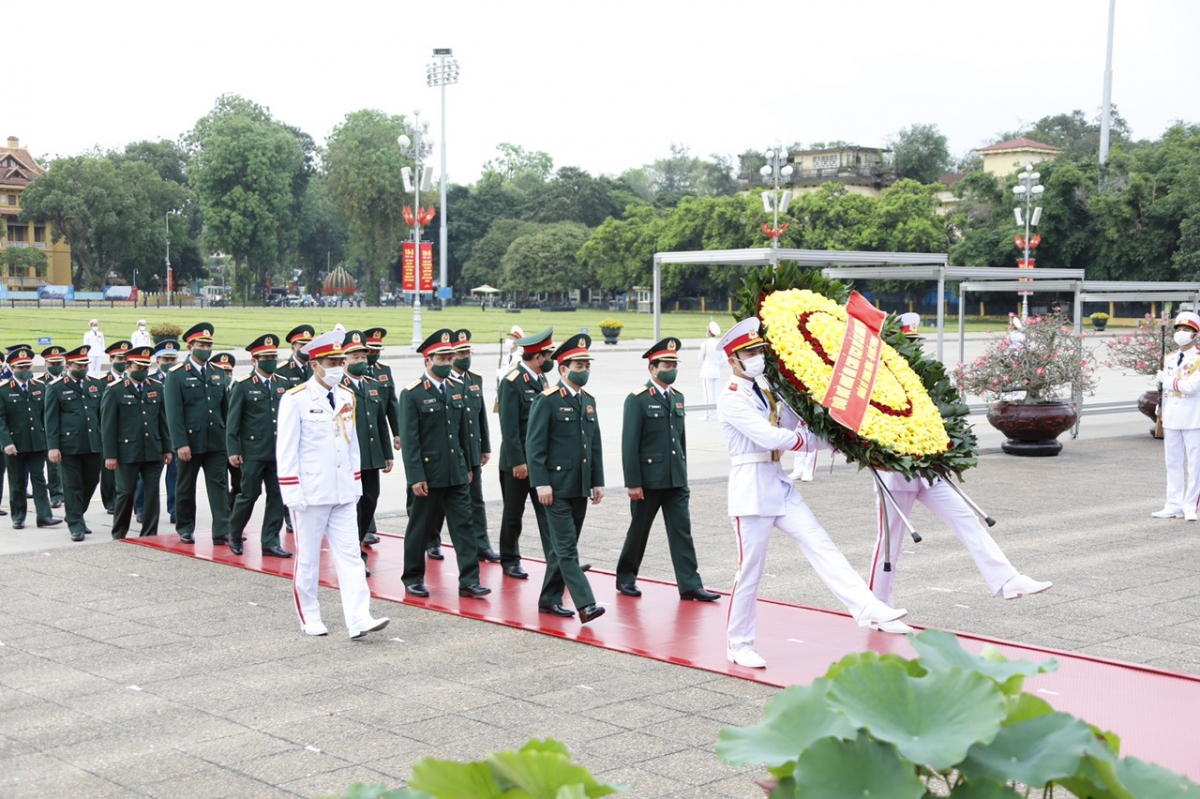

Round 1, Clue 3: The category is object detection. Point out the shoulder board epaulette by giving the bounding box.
[236,373,252,382]
[542,386,559,396]
[170,362,187,372]
[581,389,594,398]
[48,375,65,385]
[376,360,390,369]
[468,369,483,378]
[447,375,463,384]
[406,379,422,390]
[632,385,649,395]
[505,369,521,382]
[287,384,306,394]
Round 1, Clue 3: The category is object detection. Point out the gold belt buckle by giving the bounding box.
[771,450,781,462]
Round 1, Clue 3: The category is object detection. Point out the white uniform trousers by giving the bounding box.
[1162,428,1200,513]
[87,354,105,379]
[869,479,1017,605]
[726,490,895,650]
[701,378,719,420]
[292,502,373,633]
[790,450,817,480]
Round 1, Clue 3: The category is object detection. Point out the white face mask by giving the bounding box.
[740,354,766,379]
[321,366,345,385]
[1174,331,1194,347]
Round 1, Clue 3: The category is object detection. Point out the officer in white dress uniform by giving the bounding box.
[131,320,153,348]
[276,330,389,639]
[717,318,909,669]
[495,325,525,385]
[83,320,106,378]
[697,320,723,421]
[869,314,1052,607]
[1153,311,1200,521]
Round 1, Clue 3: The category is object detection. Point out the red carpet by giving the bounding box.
[126,529,1200,780]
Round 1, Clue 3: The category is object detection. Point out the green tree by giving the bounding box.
[0,246,48,277]
[460,218,542,292]
[520,166,622,228]
[445,177,524,291]
[889,123,952,185]
[481,143,553,192]
[295,178,347,293]
[578,205,664,294]
[501,222,590,297]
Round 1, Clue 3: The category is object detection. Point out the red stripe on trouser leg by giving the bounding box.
[726,517,744,638]
[868,498,885,591]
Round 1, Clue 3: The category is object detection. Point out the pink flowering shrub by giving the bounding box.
[955,312,1098,403]
[1103,312,1168,378]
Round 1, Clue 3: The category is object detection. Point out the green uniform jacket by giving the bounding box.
[0,378,49,452]
[527,385,604,498]
[164,360,228,454]
[226,372,290,461]
[399,376,470,488]
[366,361,401,440]
[497,364,546,470]
[101,378,171,463]
[275,356,311,384]
[452,370,491,469]
[342,375,393,470]
[621,381,688,490]
[44,376,104,455]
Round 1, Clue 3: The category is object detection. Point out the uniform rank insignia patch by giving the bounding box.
[309,409,323,414]
[368,389,378,396]
[422,398,438,405]
[32,391,40,396]
[675,402,683,409]
[88,386,98,392]
[559,406,572,412]
[451,394,461,400]
[148,391,158,398]
[586,405,594,413]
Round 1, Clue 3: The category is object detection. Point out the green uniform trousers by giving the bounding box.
[401,482,480,590]
[424,465,493,555]
[6,451,51,524]
[100,466,114,511]
[113,460,163,539]
[615,487,703,595]
[498,469,550,569]
[47,458,63,505]
[538,496,595,610]
[175,450,230,539]
[228,458,283,549]
[357,468,380,542]
[59,453,102,534]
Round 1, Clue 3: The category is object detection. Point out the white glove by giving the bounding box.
[1156,370,1167,385]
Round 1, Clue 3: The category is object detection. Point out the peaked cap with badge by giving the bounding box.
[126,346,154,366]
[41,345,67,362]
[643,337,681,362]
[105,340,132,357]
[552,333,592,364]
[517,327,554,355]
[182,323,214,346]
[286,324,315,345]
[246,334,279,357]
[719,317,765,357]
[154,340,180,360]
[342,330,369,354]
[301,330,346,359]
[7,346,33,367]
[364,328,388,349]
[418,328,457,357]
[452,329,473,351]
[210,352,236,370]
[63,345,90,364]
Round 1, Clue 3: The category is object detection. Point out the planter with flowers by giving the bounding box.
[1104,312,1168,438]
[149,321,183,344]
[955,313,1098,456]
[1090,311,1110,331]
[598,318,624,345]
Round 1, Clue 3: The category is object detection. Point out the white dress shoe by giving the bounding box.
[1187,510,1198,522]
[1151,507,1185,519]
[869,618,915,634]
[855,602,908,628]
[349,617,390,640]
[727,645,767,669]
[1001,575,1053,600]
[303,622,329,637]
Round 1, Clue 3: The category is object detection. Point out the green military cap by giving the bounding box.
[452,329,473,351]
[342,330,369,354]
[64,345,90,364]
[7,343,32,355]
[418,328,456,356]
[41,345,67,361]
[643,337,682,362]
[183,322,214,345]
[246,333,280,356]
[364,327,388,348]
[516,327,554,355]
[552,333,592,364]
[126,346,154,367]
[210,352,236,370]
[286,324,315,344]
[105,340,132,357]
[7,346,34,366]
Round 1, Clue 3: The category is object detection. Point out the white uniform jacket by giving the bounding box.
[1164,348,1200,431]
[276,378,362,508]
[697,339,724,380]
[718,375,812,517]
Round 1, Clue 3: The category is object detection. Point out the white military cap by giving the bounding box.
[1175,312,1200,333]
[719,317,765,357]
[707,319,721,336]
[508,325,525,338]
[301,330,347,359]
[899,312,921,338]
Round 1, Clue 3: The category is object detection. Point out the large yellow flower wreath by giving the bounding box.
[759,289,950,457]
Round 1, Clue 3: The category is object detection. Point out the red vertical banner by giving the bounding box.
[821,291,886,433]
[1017,258,1035,296]
[419,243,434,292]
[401,242,416,292]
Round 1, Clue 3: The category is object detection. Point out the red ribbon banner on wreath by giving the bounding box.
[820,291,886,433]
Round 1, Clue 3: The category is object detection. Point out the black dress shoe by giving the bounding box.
[136,514,143,524]
[262,545,293,558]
[360,550,370,577]
[0,508,7,516]
[580,563,592,573]
[616,582,642,597]
[84,528,93,535]
[578,604,606,624]
[12,521,24,529]
[37,517,63,528]
[169,514,176,525]
[479,548,501,563]
[70,530,85,542]
[106,507,114,515]
[680,587,721,602]
[503,565,529,579]
[426,546,444,560]
[51,499,63,509]
[458,584,492,598]
[538,604,575,617]
[405,583,430,598]
[179,532,195,544]
[228,541,244,556]
[362,532,380,546]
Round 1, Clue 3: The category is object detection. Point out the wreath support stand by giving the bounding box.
[940,478,997,527]
[868,468,924,574]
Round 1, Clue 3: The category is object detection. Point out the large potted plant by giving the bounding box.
[1104,312,1169,438]
[955,313,1097,456]
[598,318,624,345]
[1090,311,1110,331]
[149,321,183,344]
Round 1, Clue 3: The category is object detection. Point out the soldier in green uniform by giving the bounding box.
[40,346,67,509]
[227,334,292,558]
[424,329,499,561]
[526,334,604,623]
[616,338,720,602]
[341,331,392,569]
[45,346,102,541]
[276,324,314,384]
[211,352,241,506]
[99,340,132,514]
[164,322,230,545]
[137,340,180,525]
[361,327,400,548]
[0,346,62,530]
[101,347,172,539]
[496,327,557,580]
[399,329,489,600]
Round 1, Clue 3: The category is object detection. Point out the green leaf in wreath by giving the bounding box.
[958,712,1105,787]
[407,759,506,799]
[1114,756,1200,796]
[947,779,1022,798]
[716,681,857,776]
[827,660,1005,769]
[788,733,925,799]
[910,629,1056,695]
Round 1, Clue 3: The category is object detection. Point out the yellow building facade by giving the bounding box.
[0,137,72,287]
[977,137,1062,178]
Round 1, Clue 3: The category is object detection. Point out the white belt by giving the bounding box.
[730,451,781,466]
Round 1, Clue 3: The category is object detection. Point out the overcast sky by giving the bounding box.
[18,0,1198,183]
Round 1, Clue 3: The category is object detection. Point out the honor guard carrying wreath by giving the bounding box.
[341,330,393,576]
[276,330,389,639]
[495,327,557,580]
[1153,311,1200,521]
[399,329,490,600]
[717,318,909,669]
[44,346,103,541]
[616,337,719,602]
[527,333,605,623]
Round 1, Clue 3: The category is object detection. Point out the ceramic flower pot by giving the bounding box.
[600,327,621,345]
[986,401,1078,456]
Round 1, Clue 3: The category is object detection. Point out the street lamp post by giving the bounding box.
[759,147,793,267]
[427,48,459,305]
[164,211,173,307]
[1012,167,1045,321]
[398,111,433,348]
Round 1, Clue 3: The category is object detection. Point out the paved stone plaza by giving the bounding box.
[3,332,1198,797]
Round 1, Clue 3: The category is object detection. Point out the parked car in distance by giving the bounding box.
[301,294,315,307]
